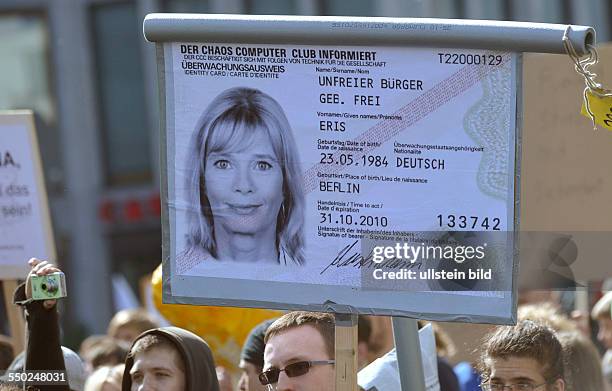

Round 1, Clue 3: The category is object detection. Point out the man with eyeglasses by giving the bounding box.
[479,320,565,391]
[260,312,335,391]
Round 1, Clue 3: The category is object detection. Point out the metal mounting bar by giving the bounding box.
[143,13,595,55]
[393,317,426,391]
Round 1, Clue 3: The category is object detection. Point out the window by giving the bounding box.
[163,0,210,13]
[91,2,151,185]
[320,0,374,16]
[422,0,460,18]
[246,0,297,14]
[0,13,54,124]
[462,0,506,20]
[0,12,63,192]
[510,0,563,23]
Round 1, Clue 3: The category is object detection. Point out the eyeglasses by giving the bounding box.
[481,382,549,391]
[259,360,335,385]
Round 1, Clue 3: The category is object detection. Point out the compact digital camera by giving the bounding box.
[31,272,67,300]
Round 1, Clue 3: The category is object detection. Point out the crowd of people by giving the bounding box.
[0,258,611,391]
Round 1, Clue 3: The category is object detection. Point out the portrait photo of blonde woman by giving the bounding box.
[180,87,305,267]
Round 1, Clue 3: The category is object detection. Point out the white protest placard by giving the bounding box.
[0,111,55,279]
[147,15,526,324]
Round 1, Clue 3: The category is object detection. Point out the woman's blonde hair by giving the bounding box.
[185,87,305,264]
[107,309,158,339]
[84,364,124,391]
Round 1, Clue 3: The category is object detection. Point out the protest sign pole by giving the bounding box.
[392,317,426,391]
[334,312,358,391]
[2,280,25,354]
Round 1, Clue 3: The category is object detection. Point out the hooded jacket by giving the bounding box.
[122,327,220,391]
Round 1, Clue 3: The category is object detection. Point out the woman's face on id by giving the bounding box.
[204,129,284,236]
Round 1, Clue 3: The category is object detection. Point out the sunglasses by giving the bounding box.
[259,360,335,385]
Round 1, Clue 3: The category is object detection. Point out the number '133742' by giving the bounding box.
[437,214,501,230]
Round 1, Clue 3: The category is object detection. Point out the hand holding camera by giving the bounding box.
[25,258,67,310]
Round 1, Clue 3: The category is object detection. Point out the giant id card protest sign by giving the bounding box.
[145,15,595,324]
